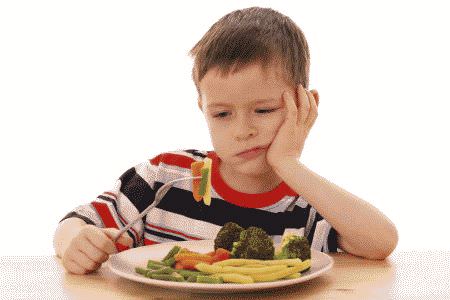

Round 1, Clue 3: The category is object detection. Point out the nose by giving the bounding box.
[234,114,257,141]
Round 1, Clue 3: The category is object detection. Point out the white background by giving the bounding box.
[1,0,449,256]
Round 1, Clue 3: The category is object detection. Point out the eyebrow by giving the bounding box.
[207,98,277,109]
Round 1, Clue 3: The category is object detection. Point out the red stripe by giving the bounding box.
[146,223,201,241]
[100,194,141,241]
[144,238,160,246]
[91,202,130,252]
[208,152,298,208]
[150,153,196,169]
[117,214,140,241]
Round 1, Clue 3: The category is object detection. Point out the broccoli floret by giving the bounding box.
[274,233,311,261]
[231,226,274,260]
[214,222,244,251]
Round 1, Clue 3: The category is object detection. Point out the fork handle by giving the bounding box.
[112,175,202,244]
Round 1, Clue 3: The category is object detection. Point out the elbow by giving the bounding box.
[368,225,399,260]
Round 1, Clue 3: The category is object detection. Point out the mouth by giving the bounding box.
[236,145,268,160]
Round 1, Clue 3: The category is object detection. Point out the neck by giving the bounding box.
[219,163,282,194]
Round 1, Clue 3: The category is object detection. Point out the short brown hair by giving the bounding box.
[189,7,310,96]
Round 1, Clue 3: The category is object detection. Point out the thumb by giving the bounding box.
[103,228,134,248]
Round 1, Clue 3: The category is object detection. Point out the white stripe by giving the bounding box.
[260,196,297,213]
[144,232,179,244]
[145,224,190,241]
[113,191,144,240]
[295,196,309,208]
[73,205,103,227]
[145,208,222,240]
[311,219,332,251]
[135,160,158,190]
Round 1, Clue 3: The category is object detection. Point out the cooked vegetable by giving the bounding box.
[212,273,254,284]
[196,275,224,284]
[214,222,244,251]
[147,260,165,269]
[162,245,181,261]
[201,158,213,205]
[250,264,305,282]
[274,233,311,261]
[213,258,305,267]
[152,266,174,275]
[191,161,204,202]
[195,263,287,275]
[174,252,214,264]
[176,259,206,270]
[198,168,209,196]
[231,226,274,260]
[211,248,231,262]
[135,267,148,275]
[162,257,176,267]
[149,272,184,282]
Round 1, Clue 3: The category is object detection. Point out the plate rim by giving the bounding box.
[107,239,334,293]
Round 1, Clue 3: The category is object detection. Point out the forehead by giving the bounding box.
[199,62,291,107]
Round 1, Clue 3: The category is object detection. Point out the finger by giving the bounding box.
[103,228,134,248]
[83,226,117,255]
[282,90,298,124]
[74,249,102,272]
[311,89,320,106]
[79,237,109,263]
[305,90,318,127]
[297,84,310,126]
[64,258,87,275]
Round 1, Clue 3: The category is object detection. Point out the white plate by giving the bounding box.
[108,240,334,293]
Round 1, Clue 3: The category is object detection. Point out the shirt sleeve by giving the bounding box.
[60,158,160,249]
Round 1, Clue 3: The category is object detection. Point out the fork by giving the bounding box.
[113,175,203,243]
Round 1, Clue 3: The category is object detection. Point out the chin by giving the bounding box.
[234,156,272,175]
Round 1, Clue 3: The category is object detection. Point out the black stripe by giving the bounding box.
[119,167,155,213]
[145,228,187,242]
[59,211,95,225]
[184,149,207,158]
[153,186,310,236]
[97,195,138,247]
[327,227,338,252]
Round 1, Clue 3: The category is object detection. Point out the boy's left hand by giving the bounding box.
[266,84,319,169]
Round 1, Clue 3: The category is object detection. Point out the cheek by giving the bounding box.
[265,114,285,137]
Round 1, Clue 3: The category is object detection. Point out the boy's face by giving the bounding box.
[198,62,294,177]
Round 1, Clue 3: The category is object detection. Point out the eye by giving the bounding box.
[213,112,230,118]
[256,108,278,114]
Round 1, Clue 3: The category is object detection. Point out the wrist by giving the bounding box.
[272,157,304,177]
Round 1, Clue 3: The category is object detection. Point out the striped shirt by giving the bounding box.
[61,149,339,253]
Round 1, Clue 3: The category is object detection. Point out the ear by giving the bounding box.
[310,89,320,107]
[197,97,203,111]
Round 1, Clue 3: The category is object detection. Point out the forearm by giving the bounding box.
[274,159,398,259]
[53,217,87,258]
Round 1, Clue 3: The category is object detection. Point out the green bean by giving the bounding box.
[196,275,224,284]
[162,245,181,261]
[147,260,165,269]
[199,168,209,196]
[149,272,184,282]
[135,267,148,275]
[176,269,206,279]
[186,275,197,282]
[152,266,174,275]
[162,257,176,267]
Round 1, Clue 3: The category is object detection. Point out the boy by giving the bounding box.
[54,7,398,274]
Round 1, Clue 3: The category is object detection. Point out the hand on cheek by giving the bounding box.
[266,84,318,168]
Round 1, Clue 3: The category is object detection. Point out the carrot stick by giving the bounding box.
[176,259,204,270]
[174,252,214,264]
[191,161,204,202]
